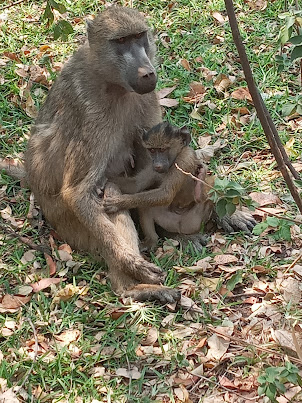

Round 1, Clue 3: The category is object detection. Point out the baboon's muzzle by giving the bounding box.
[133,65,157,94]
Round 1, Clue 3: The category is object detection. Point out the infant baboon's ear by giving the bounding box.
[179,126,191,146]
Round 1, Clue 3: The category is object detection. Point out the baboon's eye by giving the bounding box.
[159,148,167,153]
[149,148,156,154]
[117,37,127,44]
[134,32,144,39]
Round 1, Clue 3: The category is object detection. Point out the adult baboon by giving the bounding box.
[24,7,180,303]
[104,122,256,250]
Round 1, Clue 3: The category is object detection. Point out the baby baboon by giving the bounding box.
[24,7,180,303]
[103,122,206,248]
[104,122,256,250]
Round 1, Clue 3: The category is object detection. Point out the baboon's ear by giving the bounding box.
[179,126,191,146]
[86,18,95,42]
[142,128,148,141]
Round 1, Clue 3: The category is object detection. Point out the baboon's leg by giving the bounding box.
[104,184,181,303]
[138,208,159,250]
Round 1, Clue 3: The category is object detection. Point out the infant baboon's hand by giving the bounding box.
[103,195,123,214]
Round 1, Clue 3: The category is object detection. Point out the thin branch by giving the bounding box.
[175,163,302,225]
[224,0,302,214]
[0,222,51,254]
[1,0,27,10]
[284,252,302,274]
[175,163,215,190]
[255,207,302,225]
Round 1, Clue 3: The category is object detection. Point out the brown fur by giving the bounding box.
[104,122,256,250]
[24,7,181,303]
[103,123,213,248]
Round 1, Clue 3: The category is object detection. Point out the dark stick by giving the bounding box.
[0,222,51,254]
[1,0,27,10]
[260,97,300,179]
[224,0,302,214]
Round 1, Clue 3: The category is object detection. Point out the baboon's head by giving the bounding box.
[87,7,157,94]
[142,123,191,173]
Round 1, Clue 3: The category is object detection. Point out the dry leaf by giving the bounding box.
[54,329,81,346]
[219,375,236,389]
[30,277,65,292]
[206,334,229,360]
[180,58,191,71]
[179,295,203,313]
[0,388,19,403]
[18,285,34,296]
[0,294,31,311]
[190,108,202,120]
[231,87,253,103]
[44,253,56,276]
[116,367,141,380]
[52,284,88,303]
[25,94,38,118]
[3,51,21,62]
[279,277,301,304]
[246,0,267,11]
[141,327,158,346]
[157,86,178,107]
[197,136,212,149]
[40,44,51,52]
[21,250,35,264]
[249,192,281,206]
[1,206,22,227]
[272,329,297,355]
[15,67,28,78]
[159,98,179,107]
[212,11,227,24]
[183,81,206,104]
[214,73,232,93]
[214,254,238,265]
[195,139,225,162]
[174,385,191,402]
[157,85,176,99]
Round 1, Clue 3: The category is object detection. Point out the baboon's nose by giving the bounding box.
[154,164,164,173]
[138,67,155,79]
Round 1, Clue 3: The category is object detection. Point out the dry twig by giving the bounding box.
[0,222,51,254]
[1,0,27,10]
[224,0,302,213]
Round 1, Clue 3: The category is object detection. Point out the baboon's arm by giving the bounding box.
[104,168,186,213]
[112,165,159,194]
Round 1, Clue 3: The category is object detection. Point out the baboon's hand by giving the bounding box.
[103,195,124,214]
[218,210,257,234]
[123,284,181,304]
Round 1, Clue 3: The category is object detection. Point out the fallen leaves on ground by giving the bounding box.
[157,85,179,107]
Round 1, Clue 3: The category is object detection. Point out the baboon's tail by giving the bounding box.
[0,158,26,180]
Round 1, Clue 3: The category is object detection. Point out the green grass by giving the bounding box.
[1,0,302,401]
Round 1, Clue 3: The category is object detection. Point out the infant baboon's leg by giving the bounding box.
[138,208,159,250]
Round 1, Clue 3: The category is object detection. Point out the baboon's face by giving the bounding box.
[110,31,157,94]
[87,7,157,94]
[143,124,192,174]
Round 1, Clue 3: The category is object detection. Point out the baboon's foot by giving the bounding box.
[123,284,181,304]
[179,233,208,252]
[125,255,165,284]
[218,211,257,234]
[139,237,158,253]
